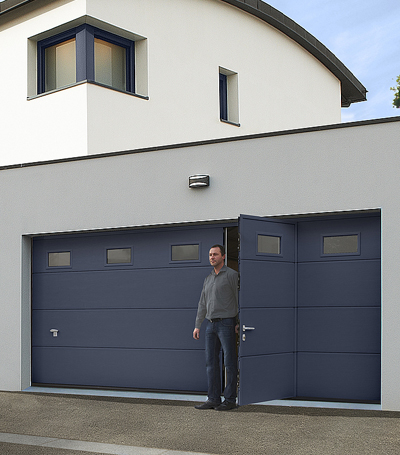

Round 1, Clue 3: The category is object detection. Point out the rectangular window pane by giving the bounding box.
[48,252,71,267]
[95,38,126,91]
[258,235,281,255]
[171,244,199,261]
[323,235,359,254]
[107,248,132,264]
[219,73,228,121]
[45,38,76,91]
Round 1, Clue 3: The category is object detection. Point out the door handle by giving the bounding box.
[50,329,59,337]
[242,325,255,332]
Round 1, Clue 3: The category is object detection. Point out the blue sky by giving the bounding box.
[267,0,400,122]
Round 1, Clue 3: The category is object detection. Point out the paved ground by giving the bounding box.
[1,391,400,455]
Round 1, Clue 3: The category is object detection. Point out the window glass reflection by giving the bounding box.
[45,38,76,91]
[95,38,126,91]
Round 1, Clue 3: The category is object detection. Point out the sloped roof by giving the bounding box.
[222,0,367,107]
[1,0,367,106]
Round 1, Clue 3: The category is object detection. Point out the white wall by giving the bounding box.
[0,0,341,166]
[0,118,399,409]
[0,0,88,166]
[86,0,341,155]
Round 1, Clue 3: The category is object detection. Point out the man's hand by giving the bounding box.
[193,328,200,340]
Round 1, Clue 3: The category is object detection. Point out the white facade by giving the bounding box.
[0,0,348,166]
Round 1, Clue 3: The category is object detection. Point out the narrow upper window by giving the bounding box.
[219,73,228,121]
[37,25,135,95]
[219,67,239,125]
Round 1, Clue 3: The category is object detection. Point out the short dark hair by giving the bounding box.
[210,244,225,256]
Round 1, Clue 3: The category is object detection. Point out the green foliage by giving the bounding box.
[390,75,400,108]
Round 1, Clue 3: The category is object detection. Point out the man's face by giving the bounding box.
[209,247,225,269]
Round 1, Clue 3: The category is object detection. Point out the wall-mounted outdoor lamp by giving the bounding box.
[189,174,210,188]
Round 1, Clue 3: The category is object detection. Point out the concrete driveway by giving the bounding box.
[1,391,400,455]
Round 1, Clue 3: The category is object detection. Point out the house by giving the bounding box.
[1,0,400,411]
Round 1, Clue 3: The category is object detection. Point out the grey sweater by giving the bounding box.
[195,265,238,329]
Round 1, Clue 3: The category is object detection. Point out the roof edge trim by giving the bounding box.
[1,116,398,172]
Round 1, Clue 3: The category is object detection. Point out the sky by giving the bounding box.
[267,0,400,123]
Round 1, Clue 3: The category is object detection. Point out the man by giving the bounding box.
[193,244,238,411]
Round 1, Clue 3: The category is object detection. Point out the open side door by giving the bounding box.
[238,215,296,406]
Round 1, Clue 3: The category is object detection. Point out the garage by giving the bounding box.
[32,212,381,405]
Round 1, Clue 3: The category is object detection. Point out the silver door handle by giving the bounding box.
[50,329,59,337]
[243,325,255,332]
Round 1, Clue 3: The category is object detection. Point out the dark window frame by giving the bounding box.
[104,246,134,266]
[219,72,228,121]
[256,232,283,257]
[47,251,72,268]
[37,24,135,95]
[321,232,361,257]
[170,242,201,263]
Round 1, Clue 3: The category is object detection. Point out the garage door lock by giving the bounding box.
[50,329,59,337]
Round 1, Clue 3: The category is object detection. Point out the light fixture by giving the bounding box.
[189,174,210,188]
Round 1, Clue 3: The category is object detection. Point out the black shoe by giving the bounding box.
[215,401,237,411]
[194,400,221,410]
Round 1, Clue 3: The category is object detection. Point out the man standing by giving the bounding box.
[193,244,238,411]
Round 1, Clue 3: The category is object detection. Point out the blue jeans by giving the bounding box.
[205,317,237,403]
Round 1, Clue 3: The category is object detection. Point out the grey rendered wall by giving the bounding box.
[0,118,399,409]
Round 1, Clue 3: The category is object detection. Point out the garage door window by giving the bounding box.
[106,248,132,264]
[257,234,281,255]
[323,234,359,255]
[48,251,71,267]
[171,244,200,262]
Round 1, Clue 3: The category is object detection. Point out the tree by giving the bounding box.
[391,75,400,108]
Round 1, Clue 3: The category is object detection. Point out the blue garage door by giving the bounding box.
[32,225,224,392]
[238,215,296,406]
[238,213,381,405]
[296,214,381,401]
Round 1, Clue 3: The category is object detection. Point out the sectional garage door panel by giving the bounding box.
[239,261,295,308]
[297,307,381,353]
[297,216,381,262]
[239,354,295,405]
[238,308,295,357]
[32,309,204,350]
[298,260,381,307]
[32,225,223,390]
[33,229,216,272]
[32,347,207,391]
[32,267,208,310]
[297,353,381,401]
